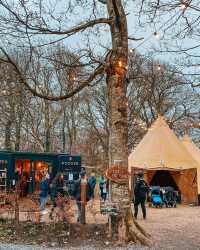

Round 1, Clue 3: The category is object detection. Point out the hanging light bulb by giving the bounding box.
[157,65,161,71]
[129,48,133,53]
[180,3,187,10]
[118,60,122,67]
[153,31,160,39]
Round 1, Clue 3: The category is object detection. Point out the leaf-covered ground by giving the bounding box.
[0,220,112,248]
[0,204,200,249]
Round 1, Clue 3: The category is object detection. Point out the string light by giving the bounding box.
[129,48,133,53]
[157,65,161,71]
[180,3,187,10]
[132,11,180,51]
[153,31,160,39]
[118,60,122,67]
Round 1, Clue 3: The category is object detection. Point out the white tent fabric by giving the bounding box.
[181,135,200,194]
[128,116,199,171]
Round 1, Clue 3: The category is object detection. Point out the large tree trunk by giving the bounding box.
[44,100,51,152]
[62,109,66,153]
[5,120,12,150]
[106,0,151,245]
[15,121,21,151]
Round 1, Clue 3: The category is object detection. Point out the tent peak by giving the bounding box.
[129,114,199,171]
[151,115,168,129]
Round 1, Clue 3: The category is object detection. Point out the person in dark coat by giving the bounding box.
[73,169,93,222]
[39,174,49,213]
[133,172,149,219]
[99,175,107,201]
[88,172,96,199]
[56,173,65,195]
[49,173,68,221]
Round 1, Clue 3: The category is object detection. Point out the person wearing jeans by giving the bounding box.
[39,174,49,214]
[99,176,107,201]
[133,172,149,219]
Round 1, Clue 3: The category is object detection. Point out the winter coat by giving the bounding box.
[40,179,49,197]
[134,178,149,199]
[88,176,96,191]
[56,178,65,195]
[72,178,92,201]
[99,177,107,194]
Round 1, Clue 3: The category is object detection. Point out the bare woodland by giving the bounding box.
[0,0,199,245]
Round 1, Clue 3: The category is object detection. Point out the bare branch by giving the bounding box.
[0,48,105,101]
[98,0,107,4]
[128,36,144,41]
[0,0,112,35]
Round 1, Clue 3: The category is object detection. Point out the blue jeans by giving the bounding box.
[40,196,48,211]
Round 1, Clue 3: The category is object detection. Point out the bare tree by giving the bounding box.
[0,0,153,244]
[128,52,200,150]
[137,0,200,88]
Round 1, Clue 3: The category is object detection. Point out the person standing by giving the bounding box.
[73,170,85,222]
[56,173,65,195]
[99,175,107,201]
[134,172,149,219]
[88,172,96,200]
[49,172,68,222]
[73,169,92,223]
[39,174,49,214]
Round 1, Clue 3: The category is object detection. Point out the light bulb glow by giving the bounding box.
[153,31,160,39]
[180,3,187,10]
[129,48,133,53]
[118,61,122,67]
[157,65,161,71]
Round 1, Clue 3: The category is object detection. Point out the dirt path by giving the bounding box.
[139,205,200,249]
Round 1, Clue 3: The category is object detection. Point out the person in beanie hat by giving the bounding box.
[72,168,93,222]
[133,172,149,219]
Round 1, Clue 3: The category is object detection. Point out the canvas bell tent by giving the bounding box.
[128,116,199,203]
[181,135,200,204]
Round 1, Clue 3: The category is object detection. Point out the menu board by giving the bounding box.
[58,155,81,183]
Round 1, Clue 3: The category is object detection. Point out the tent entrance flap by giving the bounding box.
[150,170,179,190]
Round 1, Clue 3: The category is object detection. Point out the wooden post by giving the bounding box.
[15,182,20,225]
[80,176,87,224]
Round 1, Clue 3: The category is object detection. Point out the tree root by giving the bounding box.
[117,206,152,247]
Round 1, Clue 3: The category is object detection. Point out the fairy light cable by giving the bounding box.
[131,9,183,52]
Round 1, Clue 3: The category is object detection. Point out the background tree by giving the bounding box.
[0,0,199,244]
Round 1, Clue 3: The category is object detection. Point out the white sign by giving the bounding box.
[68,173,73,181]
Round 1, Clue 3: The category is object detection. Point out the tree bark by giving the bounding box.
[15,122,21,151]
[62,109,66,153]
[106,0,152,245]
[44,100,51,152]
[5,120,12,150]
